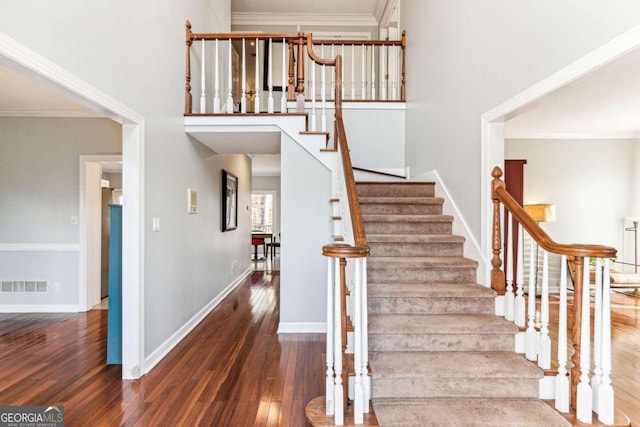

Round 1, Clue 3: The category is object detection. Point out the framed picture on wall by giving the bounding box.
[222,170,238,232]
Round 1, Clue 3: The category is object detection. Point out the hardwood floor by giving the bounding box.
[0,271,323,426]
[1,272,639,426]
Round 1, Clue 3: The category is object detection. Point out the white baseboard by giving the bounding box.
[0,243,80,252]
[143,267,252,374]
[0,304,80,313]
[277,322,327,333]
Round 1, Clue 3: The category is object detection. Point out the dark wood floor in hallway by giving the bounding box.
[0,271,324,426]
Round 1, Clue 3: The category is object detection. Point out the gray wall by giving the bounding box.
[0,117,122,306]
[0,0,254,359]
[401,0,640,243]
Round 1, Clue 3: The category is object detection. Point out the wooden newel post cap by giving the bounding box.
[322,243,369,258]
[491,166,503,180]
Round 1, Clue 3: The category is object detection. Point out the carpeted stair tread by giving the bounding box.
[363,214,452,223]
[368,282,496,298]
[368,256,478,268]
[371,398,571,427]
[369,314,517,335]
[359,196,444,204]
[367,234,464,243]
[369,351,542,379]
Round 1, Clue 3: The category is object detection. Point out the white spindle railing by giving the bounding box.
[200,40,206,113]
[254,37,260,113]
[281,38,287,113]
[321,44,327,132]
[241,39,247,114]
[226,39,233,113]
[491,167,617,424]
[505,211,515,321]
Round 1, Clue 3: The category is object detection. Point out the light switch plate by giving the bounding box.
[152,217,161,231]
[188,188,198,214]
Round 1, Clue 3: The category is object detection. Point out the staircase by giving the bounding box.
[358,181,570,427]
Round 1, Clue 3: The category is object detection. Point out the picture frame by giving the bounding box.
[222,170,238,232]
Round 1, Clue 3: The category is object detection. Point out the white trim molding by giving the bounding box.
[231,12,378,28]
[143,268,252,374]
[0,304,80,313]
[277,322,327,334]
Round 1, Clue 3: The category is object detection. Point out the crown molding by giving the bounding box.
[504,130,640,140]
[377,0,398,28]
[232,12,378,27]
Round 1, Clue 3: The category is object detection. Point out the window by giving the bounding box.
[251,191,276,233]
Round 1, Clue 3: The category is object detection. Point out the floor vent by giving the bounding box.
[1,280,48,293]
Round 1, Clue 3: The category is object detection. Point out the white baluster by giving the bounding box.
[361,257,370,409]
[577,257,593,423]
[592,257,603,412]
[254,38,260,113]
[241,39,247,114]
[353,258,364,424]
[334,258,344,425]
[321,45,327,132]
[598,258,615,424]
[227,39,233,113]
[525,236,538,361]
[311,54,316,131]
[505,211,515,321]
[325,258,335,415]
[341,44,345,99]
[538,250,551,369]
[361,44,366,100]
[280,38,286,113]
[213,39,220,113]
[331,44,336,98]
[555,254,570,413]
[200,40,206,113]
[267,38,274,113]
[514,224,526,327]
[391,45,398,100]
[351,44,356,100]
[380,45,387,100]
[371,45,376,100]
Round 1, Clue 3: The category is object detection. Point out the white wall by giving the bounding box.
[0,0,252,360]
[0,118,121,307]
[400,1,640,244]
[506,138,639,261]
[279,133,331,331]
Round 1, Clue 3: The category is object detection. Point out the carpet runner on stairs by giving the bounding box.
[357,181,570,427]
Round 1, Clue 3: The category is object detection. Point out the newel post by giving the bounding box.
[287,39,296,101]
[569,255,585,410]
[400,30,407,102]
[491,167,506,295]
[185,20,193,115]
[296,33,306,96]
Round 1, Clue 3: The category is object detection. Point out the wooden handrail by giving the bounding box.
[491,167,616,259]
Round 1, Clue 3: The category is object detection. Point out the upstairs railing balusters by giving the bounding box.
[268,38,274,113]
[505,210,515,321]
[380,44,387,100]
[200,40,206,113]
[321,44,327,132]
[538,249,551,369]
[556,254,570,413]
[241,39,247,114]
[214,39,220,113]
[281,38,287,112]
[361,44,366,100]
[227,38,233,113]
[341,44,345,100]
[351,44,356,100]
[371,45,376,100]
[254,37,260,113]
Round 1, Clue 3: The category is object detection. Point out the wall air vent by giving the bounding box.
[0,280,49,293]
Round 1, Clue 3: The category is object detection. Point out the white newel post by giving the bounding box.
[325,258,335,415]
[577,257,593,423]
[514,224,526,328]
[241,39,247,114]
[200,40,206,113]
[505,211,515,321]
[538,250,551,369]
[214,39,220,113]
[227,39,233,113]
[525,237,538,361]
[555,254,570,413]
[598,258,615,424]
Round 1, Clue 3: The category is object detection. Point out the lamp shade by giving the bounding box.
[523,204,556,223]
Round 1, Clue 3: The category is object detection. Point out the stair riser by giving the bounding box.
[357,184,435,198]
[364,222,452,235]
[368,333,514,353]
[371,378,539,399]
[368,266,476,283]
[368,242,463,257]
[368,297,495,315]
[360,203,443,215]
